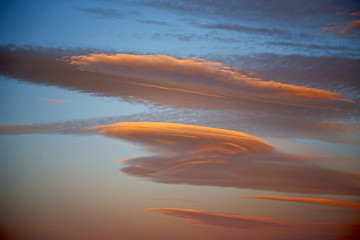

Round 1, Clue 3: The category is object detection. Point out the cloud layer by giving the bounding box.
[0,46,358,145]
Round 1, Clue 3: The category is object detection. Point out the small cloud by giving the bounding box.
[74,7,123,19]
[320,25,343,32]
[151,33,162,40]
[140,20,168,25]
[336,11,348,15]
[242,196,360,210]
[350,12,360,16]
[198,23,290,38]
[39,98,68,104]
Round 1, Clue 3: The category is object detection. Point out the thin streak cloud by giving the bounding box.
[39,98,68,104]
[339,20,360,35]
[198,23,290,38]
[74,7,124,19]
[242,196,360,210]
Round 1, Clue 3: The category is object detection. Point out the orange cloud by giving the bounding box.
[65,53,351,103]
[242,196,360,210]
[321,20,360,36]
[39,98,68,104]
[339,20,360,35]
[88,122,360,195]
[145,208,349,236]
[320,26,342,32]
[89,122,274,156]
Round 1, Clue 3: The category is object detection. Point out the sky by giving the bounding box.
[0,0,359,239]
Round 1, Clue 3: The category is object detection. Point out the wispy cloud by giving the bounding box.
[321,9,360,37]
[212,53,360,102]
[74,7,123,19]
[242,196,360,210]
[339,20,360,35]
[138,0,359,28]
[198,23,290,38]
[145,208,349,236]
[140,20,168,25]
[266,41,358,53]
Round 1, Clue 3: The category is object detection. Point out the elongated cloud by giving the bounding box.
[198,23,290,38]
[89,122,274,155]
[88,122,360,195]
[74,7,123,19]
[65,53,351,103]
[242,196,360,210]
[145,208,349,236]
[39,98,68,104]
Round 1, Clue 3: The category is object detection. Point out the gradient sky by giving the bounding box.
[0,1,359,240]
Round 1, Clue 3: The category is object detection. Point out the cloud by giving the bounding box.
[137,0,359,27]
[212,53,360,102]
[140,20,168,25]
[202,111,360,145]
[74,7,123,19]
[266,41,358,53]
[339,20,360,35]
[1,46,358,144]
[198,23,290,38]
[145,208,349,236]
[242,196,360,210]
[65,52,352,103]
[1,120,359,194]
[88,122,274,157]
[88,122,360,195]
[39,98,68,104]
[0,110,184,135]
[320,11,360,37]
